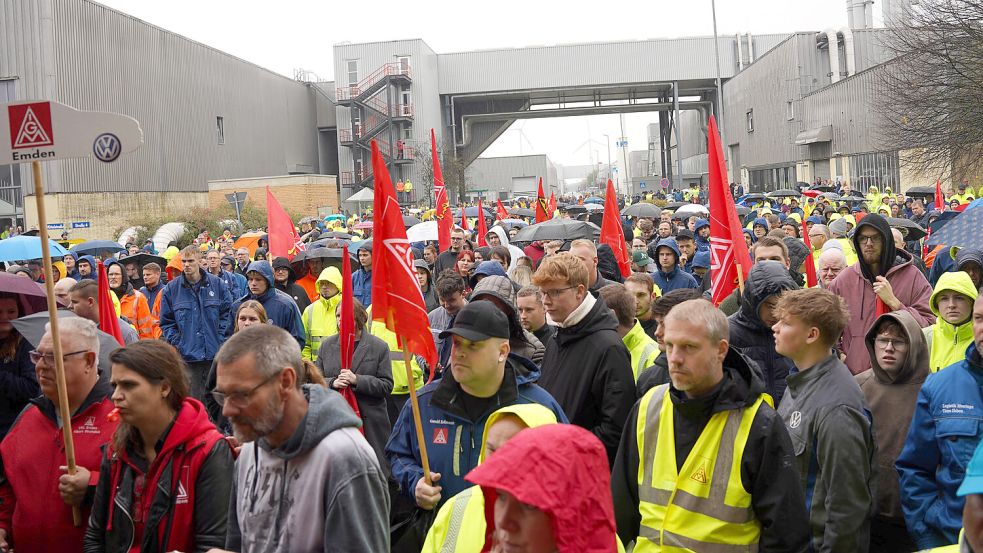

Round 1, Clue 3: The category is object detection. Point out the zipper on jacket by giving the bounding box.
[114,493,135,553]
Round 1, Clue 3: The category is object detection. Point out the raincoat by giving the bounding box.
[650,238,699,293]
[465,424,621,553]
[623,320,660,380]
[231,261,304,347]
[421,404,558,553]
[300,266,342,361]
[924,271,978,372]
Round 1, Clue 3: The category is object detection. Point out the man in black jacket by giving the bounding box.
[532,252,634,464]
[727,261,799,403]
[612,299,809,551]
[272,256,312,313]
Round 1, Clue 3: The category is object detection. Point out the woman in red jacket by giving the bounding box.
[83,341,234,553]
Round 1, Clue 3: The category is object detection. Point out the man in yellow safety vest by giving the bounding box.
[611,299,810,551]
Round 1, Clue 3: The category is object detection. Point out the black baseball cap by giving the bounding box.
[675,229,695,241]
[438,301,509,342]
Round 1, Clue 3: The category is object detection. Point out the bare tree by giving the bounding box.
[878,0,983,181]
[415,138,471,206]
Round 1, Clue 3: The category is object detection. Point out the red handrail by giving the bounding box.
[336,62,411,101]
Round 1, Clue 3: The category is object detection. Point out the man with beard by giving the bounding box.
[213,325,389,552]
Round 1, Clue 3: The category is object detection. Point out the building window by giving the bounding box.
[786,100,794,121]
[216,116,225,145]
[849,151,900,193]
[347,60,358,85]
[397,56,411,74]
[746,110,754,133]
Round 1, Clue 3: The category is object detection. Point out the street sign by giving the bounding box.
[71,221,90,229]
[660,177,671,189]
[640,181,646,189]
[225,191,247,227]
[0,101,143,165]
[47,222,64,230]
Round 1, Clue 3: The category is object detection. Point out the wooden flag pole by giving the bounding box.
[736,262,746,295]
[402,344,432,486]
[31,161,82,527]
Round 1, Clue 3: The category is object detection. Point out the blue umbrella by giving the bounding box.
[584,196,604,204]
[452,206,493,217]
[71,240,125,256]
[927,205,983,248]
[0,236,70,262]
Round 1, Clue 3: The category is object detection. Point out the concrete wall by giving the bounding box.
[207,174,339,216]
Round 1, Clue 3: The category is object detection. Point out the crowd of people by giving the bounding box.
[0,177,982,552]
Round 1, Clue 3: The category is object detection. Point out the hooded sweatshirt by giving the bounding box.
[924,271,978,372]
[271,257,311,313]
[486,226,525,271]
[465,424,619,553]
[64,251,81,280]
[955,247,983,289]
[232,261,305,348]
[421,404,559,553]
[827,213,935,374]
[227,385,389,553]
[649,238,699,293]
[300,266,343,361]
[728,261,799,403]
[856,311,929,525]
[76,255,98,280]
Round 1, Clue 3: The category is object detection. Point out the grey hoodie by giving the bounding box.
[227,384,390,552]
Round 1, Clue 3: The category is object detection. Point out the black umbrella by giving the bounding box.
[117,252,166,271]
[508,208,534,218]
[511,219,600,243]
[927,207,983,247]
[929,210,960,234]
[663,201,688,209]
[905,186,936,197]
[843,190,866,198]
[734,206,751,216]
[292,247,359,274]
[818,192,842,201]
[402,215,422,227]
[563,205,588,214]
[739,194,768,204]
[808,185,835,192]
[72,240,125,256]
[768,189,800,198]
[452,206,493,218]
[622,203,662,218]
[886,217,928,241]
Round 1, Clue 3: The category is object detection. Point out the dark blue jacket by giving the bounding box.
[158,269,233,363]
[385,355,567,508]
[216,269,247,299]
[231,261,305,348]
[351,268,372,307]
[897,344,983,548]
[693,219,710,253]
[64,251,81,280]
[139,280,165,309]
[77,254,98,280]
[651,238,699,293]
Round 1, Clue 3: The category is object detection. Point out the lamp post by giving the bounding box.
[711,0,726,147]
[602,133,613,187]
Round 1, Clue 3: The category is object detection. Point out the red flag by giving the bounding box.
[547,191,557,218]
[266,186,305,260]
[600,180,630,277]
[535,178,549,223]
[460,205,470,231]
[96,260,124,346]
[476,199,489,247]
[935,179,944,211]
[338,244,363,424]
[800,219,819,288]
[431,129,452,251]
[496,199,509,221]
[875,297,889,318]
[369,140,438,370]
[707,115,752,306]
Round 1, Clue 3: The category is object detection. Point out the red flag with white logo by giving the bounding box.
[266,186,305,260]
[338,244,363,425]
[369,140,438,368]
[600,180,630,277]
[707,115,752,305]
[496,199,509,221]
[535,178,549,223]
[431,129,452,251]
[547,191,557,218]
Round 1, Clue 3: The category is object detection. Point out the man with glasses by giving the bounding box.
[214,324,389,552]
[828,213,934,374]
[434,228,467,276]
[0,318,117,553]
[531,252,634,465]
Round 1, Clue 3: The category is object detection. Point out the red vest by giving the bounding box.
[0,394,117,553]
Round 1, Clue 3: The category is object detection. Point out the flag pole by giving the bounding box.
[736,262,746,294]
[31,161,82,527]
[402,343,432,486]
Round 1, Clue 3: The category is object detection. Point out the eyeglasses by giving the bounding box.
[540,286,576,299]
[29,350,90,365]
[857,234,882,244]
[210,370,283,407]
[875,338,908,350]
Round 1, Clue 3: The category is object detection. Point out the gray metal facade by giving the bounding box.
[467,155,558,200]
[0,0,329,196]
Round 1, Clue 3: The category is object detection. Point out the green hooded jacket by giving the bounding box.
[924,271,978,372]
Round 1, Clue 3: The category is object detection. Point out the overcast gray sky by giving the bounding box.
[96,0,877,168]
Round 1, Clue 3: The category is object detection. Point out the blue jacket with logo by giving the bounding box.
[158,269,233,362]
[217,269,247,299]
[385,354,567,508]
[231,261,305,347]
[896,344,983,549]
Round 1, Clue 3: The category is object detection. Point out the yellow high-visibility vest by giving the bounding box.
[635,384,770,552]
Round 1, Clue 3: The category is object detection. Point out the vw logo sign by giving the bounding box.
[92,133,122,163]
